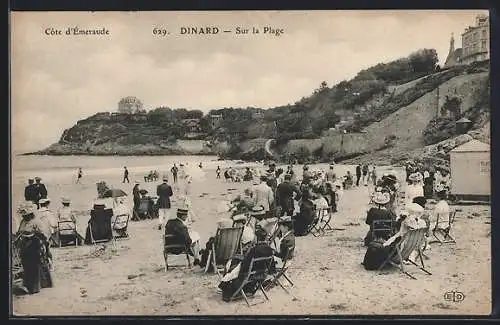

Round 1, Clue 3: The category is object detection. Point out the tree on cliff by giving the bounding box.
[409,49,439,73]
[118,96,144,114]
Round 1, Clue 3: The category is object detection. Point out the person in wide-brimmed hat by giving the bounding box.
[406,172,424,207]
[15,202,54,294]
[37,198,57,242]
[363,191,395,247]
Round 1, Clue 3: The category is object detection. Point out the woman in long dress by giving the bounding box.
[15,202,53,294]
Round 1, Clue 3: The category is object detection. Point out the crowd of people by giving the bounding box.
[13,159,456,304]
[361,162,454,271]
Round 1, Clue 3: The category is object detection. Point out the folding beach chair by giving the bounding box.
[431,210,456,244]
[112,214,130,239]
[318,206,336,232]
[205,226,244,278]
[268,251,294,294]
[228,255,275,307]
[85,208,116,251]
[378,228,432,280]
[163,234,192,271]
[57,220,80,247]
[307,208,324,237]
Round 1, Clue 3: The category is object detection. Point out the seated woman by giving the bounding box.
[136,190,155,220]
[432,187,451,232]
[164,207,201,265]
[362,203,426,270]
[292,190,316,236]
[218,226,275,302]
[363,191,395,247]
[55,197,79,244]
[57,197,76,224]
[15,202,53,294]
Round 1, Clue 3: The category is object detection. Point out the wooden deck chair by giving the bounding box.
[164,234,192,271]
[228,255,275,307]
[85,208,116,252]
[307,208,324,237]
[269,251,294,294]
[112,214,130,239]
[205,227,244,278]
[378,228,432,280]
[319,207,336,232]
[431,210,456,244]
[57,220,79,247]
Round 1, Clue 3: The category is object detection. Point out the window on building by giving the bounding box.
[482,29,487,38]
[481,40,487,50]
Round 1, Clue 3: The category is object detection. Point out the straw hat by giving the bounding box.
[250,206,266,216]
[61,197,71,204]
[177,208,189,215]
[372,192,390,205]
[19,202,36,216]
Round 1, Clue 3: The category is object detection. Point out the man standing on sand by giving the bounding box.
[24,179,38,204]
[76,168,83,184]
[171,164,178,183]
[123,167,130,183]
[157,177,173,230]
[216,166,221,179]
[34,177,48,208]
[355,165,362,187]
[362,164,369,186]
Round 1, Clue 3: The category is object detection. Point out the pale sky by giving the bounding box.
[11,10,488,151]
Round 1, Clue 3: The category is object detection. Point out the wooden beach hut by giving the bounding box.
[449,139,490,201]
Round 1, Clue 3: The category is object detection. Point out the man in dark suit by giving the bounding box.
[164,208,200,263]
[24,179,38,204]
[218,226,274,302]
[122,167,130,183]
[33,177,48,208]
[355,165,362,186]
[276,174,299,217]
[156,177,173,230]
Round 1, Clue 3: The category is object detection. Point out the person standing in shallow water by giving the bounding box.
[123,167,130,183]
[76,168,83,184]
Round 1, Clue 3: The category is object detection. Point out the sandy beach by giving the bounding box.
[11,163,491,316]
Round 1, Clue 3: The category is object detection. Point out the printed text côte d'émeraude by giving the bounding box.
[44,27,110,36]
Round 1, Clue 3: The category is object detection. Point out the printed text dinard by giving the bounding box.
[44,27,110,36]
[152,26,285,37]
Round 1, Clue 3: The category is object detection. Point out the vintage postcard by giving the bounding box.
[10,10,491,316]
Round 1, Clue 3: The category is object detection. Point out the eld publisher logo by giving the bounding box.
[444,291,465,302]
